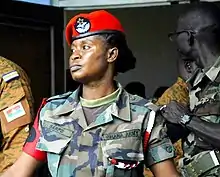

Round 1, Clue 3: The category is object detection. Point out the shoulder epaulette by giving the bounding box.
[129,94,148,106]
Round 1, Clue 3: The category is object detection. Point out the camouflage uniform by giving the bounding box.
[180,57,220,176]
[145,77,189,177]
[0,56,34,173]
[36,83,175,177]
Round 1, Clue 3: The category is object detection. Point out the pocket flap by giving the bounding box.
[37,120,73,154]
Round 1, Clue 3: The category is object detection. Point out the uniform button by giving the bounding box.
[24,126,29,132]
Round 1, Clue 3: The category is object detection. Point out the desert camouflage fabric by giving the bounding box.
[157,77,189,106]
[36,83,175,177]
[180,56,220,176]
[144,77,189,177]
[0,56,34,173]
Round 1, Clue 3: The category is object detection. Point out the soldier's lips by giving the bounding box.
[70,65,82,72]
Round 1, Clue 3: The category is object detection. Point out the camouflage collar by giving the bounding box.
[110,86,131,122]
[51,81,131,122]
[187,68,203,89]
[205,56,220,82]
[187,56,220,88]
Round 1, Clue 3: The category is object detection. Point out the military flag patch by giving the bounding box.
[2,70,19,83]
[3,102,26,122]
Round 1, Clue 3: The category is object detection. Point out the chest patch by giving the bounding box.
[102,129,141,141]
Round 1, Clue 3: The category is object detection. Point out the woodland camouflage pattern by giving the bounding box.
[180,56,220,176]
[36,84,175,177]
[0,56,34,173]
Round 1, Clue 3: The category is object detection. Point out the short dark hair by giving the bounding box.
[99,32,136,73]
[124,82,146,98]
[153,86,169,99]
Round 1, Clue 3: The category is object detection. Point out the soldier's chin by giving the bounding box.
[71,74,90,85]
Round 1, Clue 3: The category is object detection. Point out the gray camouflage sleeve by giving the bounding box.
[144,115,176,167]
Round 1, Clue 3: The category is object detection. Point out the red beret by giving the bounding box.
[65,10,125,45]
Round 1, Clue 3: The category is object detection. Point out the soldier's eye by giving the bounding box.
[185,61,192,72]
[71,48,76,53]
[83,45,90,50]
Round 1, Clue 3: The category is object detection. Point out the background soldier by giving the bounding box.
[162,2,220,176]
[0,56,34,174]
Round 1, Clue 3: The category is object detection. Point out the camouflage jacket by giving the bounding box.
[0,56,34,173]
[36,84,175,177]
[184,56,220,158]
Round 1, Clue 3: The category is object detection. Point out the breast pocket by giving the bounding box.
[36,119,74,177]
[101,129,144,170]
[37,119,73,154]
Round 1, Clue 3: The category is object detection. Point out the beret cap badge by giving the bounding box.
[74,17,91,34]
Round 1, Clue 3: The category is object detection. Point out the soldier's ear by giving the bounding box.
[107,47,118,63]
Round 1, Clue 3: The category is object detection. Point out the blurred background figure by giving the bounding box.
[152,86,169,103]
[124,81,146,98]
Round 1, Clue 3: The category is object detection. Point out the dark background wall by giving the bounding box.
[0,0,64,111]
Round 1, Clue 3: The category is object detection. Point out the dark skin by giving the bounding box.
[176,6,219,69]
[163,3,220,147]
[69,35,118,100]
[177,57,197,81]
[0,35,179,177]
[161,101,220,149]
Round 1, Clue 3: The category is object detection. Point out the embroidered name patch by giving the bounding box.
[43,120,72,138]
[2,70,19,83]
[102,129,141,141]
[3,102,26,122]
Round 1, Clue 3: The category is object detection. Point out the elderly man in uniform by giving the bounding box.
[162,2,220,177]
[0,56,34,174]
[1,10,179,177]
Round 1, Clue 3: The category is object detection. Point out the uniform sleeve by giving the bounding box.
[0,65,34,173]
[23,99,47,162]
[144,115,176,167]
[0,69,33,134]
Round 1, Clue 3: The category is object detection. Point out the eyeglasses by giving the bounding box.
[168,30,196,42]
[168,24,218,42]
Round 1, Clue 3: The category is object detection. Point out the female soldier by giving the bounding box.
[1,10,179,177]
